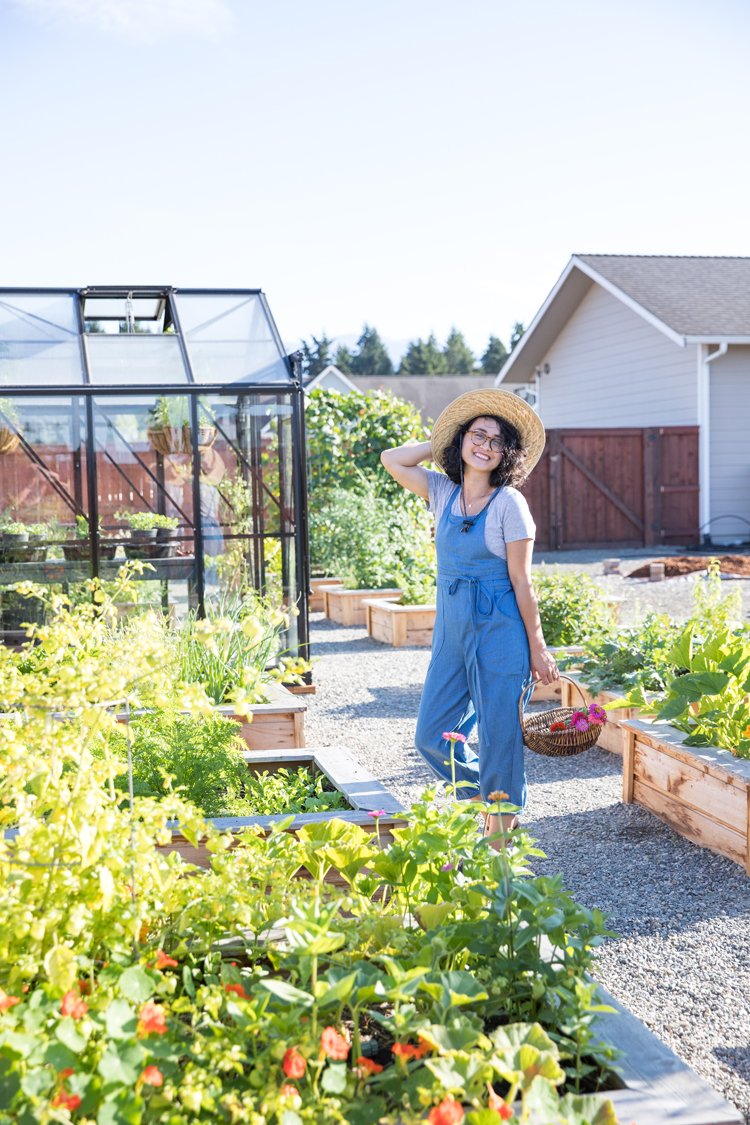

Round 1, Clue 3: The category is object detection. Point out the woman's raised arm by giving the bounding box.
[380,440,433,500]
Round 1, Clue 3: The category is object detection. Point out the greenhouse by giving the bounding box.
[0,286,309,654]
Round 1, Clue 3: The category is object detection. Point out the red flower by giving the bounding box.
[61,990,88,1019]
[141,1066,163,1087]
[488,1082,513,1119]
[224,983,247,998]
[51,1092,82,1111]
[59,1068,75,1079]
[392,1039,430,1061]
[280,1084,298,1097]
[137,1000,167,1036]
[155,950,178,970]
[0,989,20,1011]
[549,721,567,732]
[320,1025,349,1060]
[356,1056,384,1075]
[428,1096,464,1124]
[282,1048,306,1078]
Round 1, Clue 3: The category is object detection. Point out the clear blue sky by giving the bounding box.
[2,0,750,362]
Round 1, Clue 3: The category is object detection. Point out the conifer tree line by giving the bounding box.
[301,322,525,380]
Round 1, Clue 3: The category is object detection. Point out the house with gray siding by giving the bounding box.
[496,255,750,547]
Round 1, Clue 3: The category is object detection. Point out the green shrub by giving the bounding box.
[533,567,614,646]
[310,484,433,589]
[568,612,682,694]
[114,510,179,530]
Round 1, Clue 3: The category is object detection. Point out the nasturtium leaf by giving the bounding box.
[20,1067,54,1098]
[104,999,138,1040]
[118,967,154,1003]
[97,1086,144,1125]
[280,1111,303,1125]
[44,945,78,993]
[419,1024,486,1053]
[524,1074,559,1120]
[0,1031,36,1059]
[557,1092,618,1125]
[98,1041,146,1086]
[0,1057,20,1109]
[414,902,455,932]
[257,979,313,1007]
[55,1016,88,1054]
[466,1111,502,1125]
[43,1040,78,1072]
[320,1062,347,1094]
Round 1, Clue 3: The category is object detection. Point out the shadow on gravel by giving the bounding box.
[713,1047,750,1085]
[524,744,623,782]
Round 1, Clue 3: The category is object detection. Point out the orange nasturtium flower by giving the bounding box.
[356,1056,384,1075]
[51,1092,82,1112]
[61,990,88,1019]
[488,1082,513,1119]
[138,1000,167,1037]
[141,1066,163,1087]
[155,950,178,970]
[0,990,20,1012]
[224,983,247,999]
[282,1048,307,1079]
[428,1096,464,1125]
[320,1026,349,1060]
[392,1039,430,1061]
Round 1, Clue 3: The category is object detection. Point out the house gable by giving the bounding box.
[534,283,698,429]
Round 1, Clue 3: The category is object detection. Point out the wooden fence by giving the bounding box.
[521,426,699,550]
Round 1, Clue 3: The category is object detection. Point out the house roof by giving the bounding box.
[496,254,750,385]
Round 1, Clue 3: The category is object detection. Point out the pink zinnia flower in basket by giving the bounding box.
[570,711,586,724]
[443,731,467,743]
[588,704,607,725]
[573,717,590,732]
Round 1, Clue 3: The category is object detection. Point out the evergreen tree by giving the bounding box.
[481,334,509,374]
[443,328,476,373]
[301,333,336,379]
[510,321,526,351]
[348,324,394,378]
[335,344,354,376]
[398,334,448,375]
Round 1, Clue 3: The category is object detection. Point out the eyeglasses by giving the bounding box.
[466,429,503,453]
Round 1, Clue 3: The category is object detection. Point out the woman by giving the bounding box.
[381,389,558,842]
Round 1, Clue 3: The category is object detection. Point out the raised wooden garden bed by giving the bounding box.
[309,576,343,612]
[559,671,640,755]
[323,586,402,627]
[212,683,307,752]
[621,717,750,872]
[363,597,436,647]
[157,746,406,879]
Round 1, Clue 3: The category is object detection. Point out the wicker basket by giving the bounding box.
[519,674,602,758]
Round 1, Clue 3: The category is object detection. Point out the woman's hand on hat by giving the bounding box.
[530,646,559,686]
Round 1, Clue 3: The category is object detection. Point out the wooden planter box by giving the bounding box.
[621,717,750,873]
[363,597,436,648]
[213,684,307,752]
[309,577,343,613]
[559,672,640,755]
[157,746,407,878]
[323,587,402,627]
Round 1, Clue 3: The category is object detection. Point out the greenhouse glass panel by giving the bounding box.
[93,395,198,622]
[177,293,290,384]
[86,335,188,384]
[0,396,91,643]
[200,392,299,651]
[0,293,83,386]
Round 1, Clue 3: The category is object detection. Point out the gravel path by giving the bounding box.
[305,605,750,1121]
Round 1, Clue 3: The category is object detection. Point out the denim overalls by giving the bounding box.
[414,485,531,810]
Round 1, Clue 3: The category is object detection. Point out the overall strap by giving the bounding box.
[459,484,503,533]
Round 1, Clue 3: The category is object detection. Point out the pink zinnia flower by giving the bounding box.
[441,862,454,871]
[443,731,467,743]
[368,809,386,818]
[573,717,589,732]
[570,711,586,724]
[588,704,607,724]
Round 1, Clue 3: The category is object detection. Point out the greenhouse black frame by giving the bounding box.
[0,285,309,657]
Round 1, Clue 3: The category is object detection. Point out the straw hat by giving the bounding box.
[430,389,545,476]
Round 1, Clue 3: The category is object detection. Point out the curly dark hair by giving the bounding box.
[441,415,528,488]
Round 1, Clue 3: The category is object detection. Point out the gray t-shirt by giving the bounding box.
[425,469,536,560]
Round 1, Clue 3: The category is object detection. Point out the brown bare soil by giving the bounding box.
[626,555,750,579]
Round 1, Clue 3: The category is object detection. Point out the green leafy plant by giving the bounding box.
[227,767,349,816]
[616,624,750,757]
[148,395,215,430]
[0,574,623,1124]
[566,613,682,695]
[310,483,433,589]
[533,568,615,646]
[114,510,179,531]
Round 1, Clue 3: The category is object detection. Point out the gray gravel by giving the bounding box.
[305,602,750,1121]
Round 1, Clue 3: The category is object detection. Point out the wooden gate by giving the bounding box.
[521,426,699,550]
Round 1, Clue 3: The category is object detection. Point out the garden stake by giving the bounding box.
[126,699,137,959]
